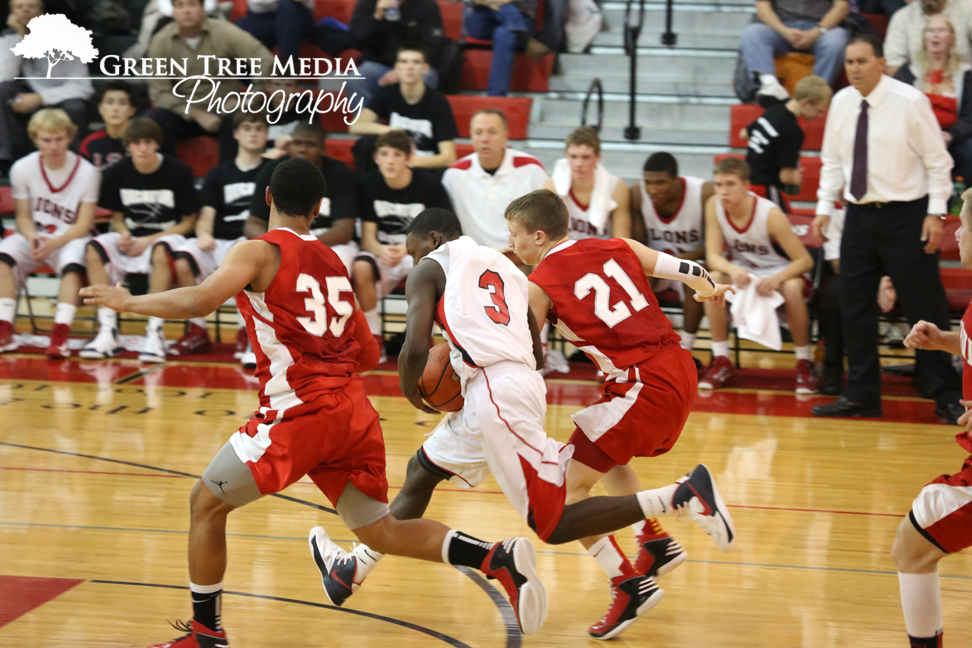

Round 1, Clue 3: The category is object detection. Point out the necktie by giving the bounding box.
[850,99,869,201]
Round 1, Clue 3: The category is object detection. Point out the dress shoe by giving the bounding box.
[935,401,966,426]
[820,365,843,396]
[812,396,882,418]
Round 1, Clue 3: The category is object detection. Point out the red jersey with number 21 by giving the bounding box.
[529,238,680,378]
[236,227,359,422]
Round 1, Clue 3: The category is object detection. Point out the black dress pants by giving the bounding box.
[840,197,961,406]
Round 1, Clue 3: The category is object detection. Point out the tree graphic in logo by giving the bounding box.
[11,14,98,78]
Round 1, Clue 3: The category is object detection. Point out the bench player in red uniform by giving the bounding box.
[897,191,972,648]
[81,158,548,647]
[311,206,736,641]
[508,189,736,638]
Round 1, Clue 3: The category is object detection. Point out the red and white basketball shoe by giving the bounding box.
[149,620,228,648]
[44,323,71,359]
[698,356,734,390]
[634,520,686,578]
[795,359,819,394]
[169,324,212,357]
[0,320,16,352]
[480,538,547,635]
[588,574,664,640]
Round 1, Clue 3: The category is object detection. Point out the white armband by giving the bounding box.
[652,252,716,298]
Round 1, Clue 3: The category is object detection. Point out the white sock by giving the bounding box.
[0,297,15,324]
[441,529,459,564]
[898,572,943,639]
[795,345,811,361]
[189,317,207,329]
[147,316,164,334]
[636,484,679,519]
[588,536,632,579]
[680,332,697,351]
[712,341,729,358]
[97,306,117,330]
[351,543,385,586]
[364,309,381,336]
[54,303,77,327]
[632,520,648,537]
[760,73,782,88]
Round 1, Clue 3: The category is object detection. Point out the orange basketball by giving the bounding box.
[417,343,463,412]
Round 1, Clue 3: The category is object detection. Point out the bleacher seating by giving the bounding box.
[460,51,554,92]
[176,137,221,178]
[0,186,13,218]
[729,104,825,151]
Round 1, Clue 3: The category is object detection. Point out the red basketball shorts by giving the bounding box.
[570,345,698,473]
[911,451,972,554]
[230,378,389,507]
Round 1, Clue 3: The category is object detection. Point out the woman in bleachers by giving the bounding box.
[894,14,972,181]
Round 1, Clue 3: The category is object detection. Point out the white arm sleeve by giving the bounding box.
[652,252,716,298]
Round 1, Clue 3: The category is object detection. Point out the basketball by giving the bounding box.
[417,343,463,412]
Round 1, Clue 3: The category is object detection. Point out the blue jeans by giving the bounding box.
[465,3,531,96]
[355,61,439,108]
[740,19,849,84]
[235,0,315,64]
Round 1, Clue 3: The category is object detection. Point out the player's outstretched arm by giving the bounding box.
[904,320,962,356]
[621,237,729,301]
[400,260,444,413]
[81,240,274,319]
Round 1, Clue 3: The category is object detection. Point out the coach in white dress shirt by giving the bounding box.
[811,32,963,422]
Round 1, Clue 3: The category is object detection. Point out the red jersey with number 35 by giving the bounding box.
[237,227,359,421]
[529,238,679,377]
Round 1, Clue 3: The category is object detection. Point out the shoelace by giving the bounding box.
[167,619,193,641]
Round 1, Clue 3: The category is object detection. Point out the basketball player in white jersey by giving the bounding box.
[700,157,816,393]
[631,151,713,357]
[310,208,736,636]
[0,109,100,358]
[543,126,630,240]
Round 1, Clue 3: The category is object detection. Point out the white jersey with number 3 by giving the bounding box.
[640,175,705,256]
[427,236,536,385]
[715,192,790,274]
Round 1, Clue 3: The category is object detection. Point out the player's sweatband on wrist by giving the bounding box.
[652,252,716,298]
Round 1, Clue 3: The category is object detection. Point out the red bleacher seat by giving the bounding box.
[176,136,220,178]
[0,186,13,217]
[942,266,972,311]
[729,104,826,151]
[861,13,889,41]
[447,95,531,138]
[715,153,821,203]
[786,211,823,249]
[313,0,355,23]
[230,0,247,21]
[460,50,554,92]
[456,142,474,158]
[325,138,356,168]
[440,2,463,41]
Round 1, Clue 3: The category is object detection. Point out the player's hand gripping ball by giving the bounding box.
[417,343,464,412]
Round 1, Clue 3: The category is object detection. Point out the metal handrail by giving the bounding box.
[622,0,645,140]
[580,78,604,132]
[662,0,677,46]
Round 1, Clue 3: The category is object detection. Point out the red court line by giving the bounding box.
[732,504,900,518]
[0,466,185,478]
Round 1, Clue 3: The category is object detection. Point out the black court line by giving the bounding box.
[112,365,167,385]
[89,579,473,648]
[1,441,519,648]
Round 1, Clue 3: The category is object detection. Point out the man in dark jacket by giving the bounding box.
[350,0,445,106]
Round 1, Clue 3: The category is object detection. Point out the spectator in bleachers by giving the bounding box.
[885,0,972,77]
[80,81,137,173]
[442,108,548,250]
[80,117,200,362]
[811,33,964,422]
[0,109,100,358]
[630,152,713,357]
[349,0,445,106]
[744,74,832,208]
[219,77,302,161]
[144,0,274,151]
[126,0,221,59]
[894,14,972,180]
[168,112,274,365]
[858,0,905,17]
[234,0,316,67]
[700,157,816,393]
[244,122,360,272]
[465,0,551,96]
[543,126,630,239]
[349,45,459,172]
[352,130,453,358]
[739,0,849,104]
[0,0,94,177]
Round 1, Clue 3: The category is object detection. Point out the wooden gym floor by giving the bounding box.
[2,352,972,647]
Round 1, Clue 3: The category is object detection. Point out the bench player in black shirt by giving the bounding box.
[168,112,274,363]
[80,118,201,362]
[79,81,136,173]
[744,75,831,209]
[244,122,359,270]
[352,130,452,356]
